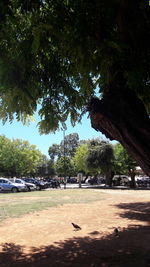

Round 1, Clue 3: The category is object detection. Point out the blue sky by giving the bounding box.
[0,113,112,157]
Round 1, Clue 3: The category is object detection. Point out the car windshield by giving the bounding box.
[15,180,22,183]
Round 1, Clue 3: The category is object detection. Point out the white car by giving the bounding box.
[11,178,36,191]
[0,178,27,193]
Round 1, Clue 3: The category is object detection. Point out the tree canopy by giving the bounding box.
[48,133,79,161]
[85,139,114,185]
[114,143,137,175]
[55,156,76,178]
[0,0,150,174]
[0,135,43,176]
[113,143,138,187]
[73,144,89,174]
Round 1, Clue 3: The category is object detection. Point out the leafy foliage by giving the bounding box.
[60,133,79,158]
[48,133,79,160]
[114,143,137,175]
[73,144,89,174]
[0,135,43,176]
[85,139,114,174]
[37,155,55,177]
[55,156,76,177]
[48,144,61,161]
[0,1,149,133]
[113,143,138,187]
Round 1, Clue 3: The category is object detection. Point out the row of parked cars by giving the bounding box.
[136,176,150,187]
[0,177,60,193]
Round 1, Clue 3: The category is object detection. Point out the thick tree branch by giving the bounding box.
[88,91,150,176]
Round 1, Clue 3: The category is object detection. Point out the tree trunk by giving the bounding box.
[88,90,150,176]
[129,170,136,188]
[105,169,112,187]
[130,175,136,188]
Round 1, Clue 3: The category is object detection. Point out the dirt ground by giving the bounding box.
[0,189,150,267]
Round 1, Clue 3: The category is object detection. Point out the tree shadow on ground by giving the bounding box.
[115,201,150,224]
[1,226,150,267]
[1,201,150,267]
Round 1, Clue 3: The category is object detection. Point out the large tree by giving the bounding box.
[48,144,61,161]
[114,143,138,187]
[55,157,76,178]
[85,139,114,186]
[60,133,79,158]
[0,1,150,174]
[37,155,56,177]
[0,135,43,176]
[48,133,79,161]
[73,143,90,181]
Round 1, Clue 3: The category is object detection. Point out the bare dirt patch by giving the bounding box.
[0,189,150,266]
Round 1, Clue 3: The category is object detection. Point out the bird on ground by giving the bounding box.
[114,228,119,237]
[71,222,81,230]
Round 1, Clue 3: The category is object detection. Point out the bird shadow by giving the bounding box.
[88,231,101,235]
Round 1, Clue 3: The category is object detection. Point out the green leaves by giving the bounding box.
[85,139,114,176]
[0,0,150,133]
[73,144,89,174]
[0,135,43,176]
[55,156,76,177]
[113,143,137,174]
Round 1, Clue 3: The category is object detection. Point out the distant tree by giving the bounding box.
[73,144,90,181]
[0,135,10,175]
[12,139,43,177]
[37,155,55,177]
[46,160,56,177]
[60,133,79,158]
[0,135,43,177]
[86,139,114,186]
[48,133,79,161]
[114,143,138,188]
[113,144,125,175]
[55,157,76,178]
[48,144,61,161]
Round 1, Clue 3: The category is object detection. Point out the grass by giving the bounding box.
[0,189,107,222]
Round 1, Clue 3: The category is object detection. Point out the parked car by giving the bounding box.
[22,178,47,190]
[44,178,60,188]
[112,175,130,186]
[51,179,60,188]
[43,178,53,188]
[10,178,37,191]
[88,177,98,185]
[67,177,77,183]
[136,176,150,187]
[0,178,27,193]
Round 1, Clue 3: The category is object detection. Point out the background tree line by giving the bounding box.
[0,132,138,187]
[48,133,138,187]
[0,135,47,177]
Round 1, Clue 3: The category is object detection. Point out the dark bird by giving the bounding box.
[114,228,119,236]
[71,222,81,231]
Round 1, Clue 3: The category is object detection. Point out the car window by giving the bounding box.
[16,180,22,183]
[3,180,8,183]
